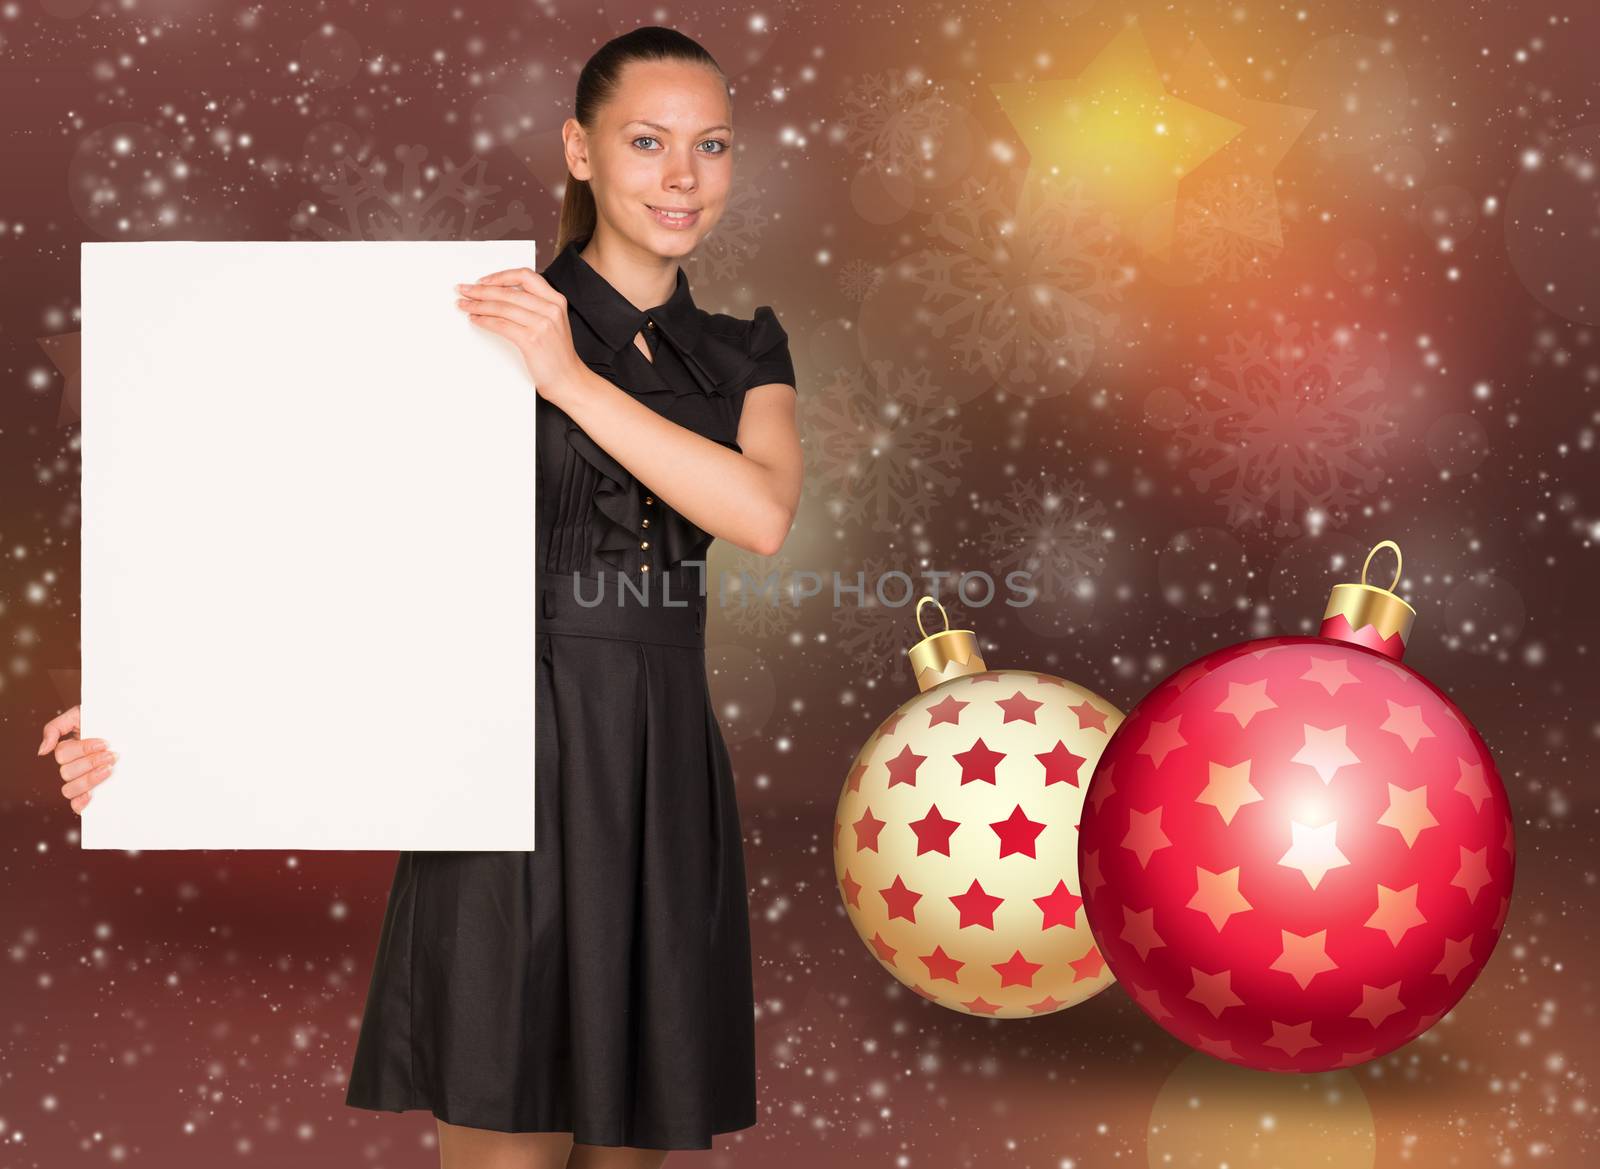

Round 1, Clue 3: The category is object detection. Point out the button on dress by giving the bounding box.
[342,231,797,1149]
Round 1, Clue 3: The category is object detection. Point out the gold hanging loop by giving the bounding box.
[914,595,951,642]
[1361,540,1403,594]
[906,595,987,693]
[1321,537,1416,657]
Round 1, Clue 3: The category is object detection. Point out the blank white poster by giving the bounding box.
[80,240,540,851]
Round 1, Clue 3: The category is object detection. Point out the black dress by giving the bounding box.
[343,232,797,1149]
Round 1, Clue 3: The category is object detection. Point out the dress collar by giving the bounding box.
[543,231,705,356]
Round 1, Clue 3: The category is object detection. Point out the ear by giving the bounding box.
[562,117,592,182]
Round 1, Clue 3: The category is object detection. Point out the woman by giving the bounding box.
[42,25,802,1168]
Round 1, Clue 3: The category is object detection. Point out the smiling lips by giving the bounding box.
[647,203,700,229]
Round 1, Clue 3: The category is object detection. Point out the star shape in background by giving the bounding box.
[990,22,1245,257]
[1163,33,1316,264]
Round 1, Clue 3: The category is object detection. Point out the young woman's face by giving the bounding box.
[571,59,734,258]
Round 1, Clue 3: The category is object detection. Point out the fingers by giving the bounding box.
[457,269,568,339]
[38,705,81,755]
[54,735,107,767]
[458,293,571,342]
[460,270,566,314]
[456,282,568,329]
[39,707,112,814]
[472,267,565,306]
[455,287,543,328]
[61,751,116,800]
[61,744,113,783]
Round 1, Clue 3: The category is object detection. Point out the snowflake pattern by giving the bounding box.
[718,552,806,640]
[902,176,1127,392]
[292,143,533,241]
[838,68,954,176]
[980,473,1110,605]
[683,181,774,285]
[1154,320,1397,535]
[1176,173,1285,281]
[802,361,972,534]
[837,257,885,303]
[831,556,979,686]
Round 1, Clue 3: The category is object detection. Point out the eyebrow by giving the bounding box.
[626,120,733,135]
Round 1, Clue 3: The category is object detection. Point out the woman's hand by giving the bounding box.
[38,705,116,815]
[455,268,588,403]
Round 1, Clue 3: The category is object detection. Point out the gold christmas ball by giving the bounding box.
[832,598,1124,1016]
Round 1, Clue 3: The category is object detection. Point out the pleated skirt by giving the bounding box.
[343,574,758,1149]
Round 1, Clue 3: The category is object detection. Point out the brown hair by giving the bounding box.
[556,26,728,253]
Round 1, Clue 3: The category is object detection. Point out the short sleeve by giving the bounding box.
[729,305,796,396]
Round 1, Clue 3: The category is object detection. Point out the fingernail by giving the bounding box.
[37,740,47,755]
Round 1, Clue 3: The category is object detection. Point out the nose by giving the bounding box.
[664,151,698,193]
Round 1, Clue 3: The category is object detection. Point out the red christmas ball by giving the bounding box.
[1078,542,1515,1072]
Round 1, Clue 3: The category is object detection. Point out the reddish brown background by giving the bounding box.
[2,1,1596,1166]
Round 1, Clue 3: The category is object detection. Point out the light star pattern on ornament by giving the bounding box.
[1078,636,1514,1072]
[834,670,1123,1017]
[1195,759,1263,825]
[1277,819,1351,890]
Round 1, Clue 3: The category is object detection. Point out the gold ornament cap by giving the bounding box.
[1320,539,1416,659]
[906,595,987,692]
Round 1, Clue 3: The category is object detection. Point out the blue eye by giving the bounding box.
[631,136,729,154]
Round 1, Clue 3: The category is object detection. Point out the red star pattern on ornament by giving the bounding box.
[853,807,886,852]
[926,693,968,726]
[880,874,922,922]
[885,743,926,788]
[908,804,961,856]
[954,738,1007,784]
[834,670,1123,1017]
[991,805,1048,859]
[950,880,1005,929]
[1034,880,1084,929]
[996,691,1044,724]
[1036,740,1088,787]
